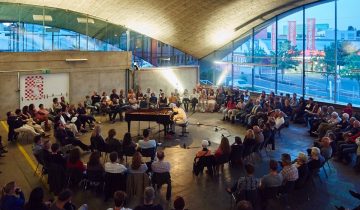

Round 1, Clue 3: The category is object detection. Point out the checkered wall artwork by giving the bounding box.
[24,75,44,101]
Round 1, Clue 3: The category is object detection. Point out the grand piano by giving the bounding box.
[125,108,173,136]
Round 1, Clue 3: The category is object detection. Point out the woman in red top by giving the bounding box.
[66,148,86,172]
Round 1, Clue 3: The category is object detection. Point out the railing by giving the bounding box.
[199,80,213,85]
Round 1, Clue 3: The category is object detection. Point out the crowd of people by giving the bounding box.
[1,85,360,210]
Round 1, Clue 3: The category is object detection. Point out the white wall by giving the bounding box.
[136,66,199,96]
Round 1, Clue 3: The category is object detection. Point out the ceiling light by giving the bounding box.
[77,17,95,24]
[65,58,88,62]
[33,15,53,22]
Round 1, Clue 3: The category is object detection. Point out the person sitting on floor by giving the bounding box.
[105,152,127,174]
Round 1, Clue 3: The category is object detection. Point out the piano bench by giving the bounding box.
[178,121,189,137]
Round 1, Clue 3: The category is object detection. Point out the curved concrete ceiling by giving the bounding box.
[1,0,319,58]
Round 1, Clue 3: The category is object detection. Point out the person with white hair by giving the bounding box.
[133,186,163,210]
[307,147,324,173]
[168,103,187,134]
[314,111,341,139]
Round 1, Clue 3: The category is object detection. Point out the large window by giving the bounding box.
[305,1,335,102]
[337,0,360,105]
[0,3,197,68]
[277,9,303,96]
[254,20,276,92]
[200,0,360,107]
[232,33,252,89]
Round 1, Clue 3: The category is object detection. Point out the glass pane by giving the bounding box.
[305,2,335,102]
[277,9,303,96]
[337,0,360,106]
[254,20,276,92]
[199,42,233,86]
[19,4,45,51]
[232,33,253,90]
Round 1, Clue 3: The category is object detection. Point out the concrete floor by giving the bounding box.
[0,112,359,210]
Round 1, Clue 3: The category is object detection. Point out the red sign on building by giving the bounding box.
[306,18,316,50]
[288,21,297,46]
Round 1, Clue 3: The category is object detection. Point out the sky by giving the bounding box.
[275,0,359,31]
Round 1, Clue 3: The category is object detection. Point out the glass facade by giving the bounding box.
[200,0,360,106]
[0,3,197,68]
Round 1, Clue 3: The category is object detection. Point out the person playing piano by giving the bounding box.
[169,103,188,134]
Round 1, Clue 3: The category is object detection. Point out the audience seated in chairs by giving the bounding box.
[260,160,283,189]
[105,129,123,159]
[292,152,309,189]
[226,164,259,208]
[236,200,253,210]
[280,153,299,184]
[105,152,127,174]
[193,140,215,176]
[230,136,244,165]
[0,181,25,210]
[85,151,105,193]
[129,152,148,174]
[151,151,171,201]
[172,196,188,210]
[66,148,86,188]
[55,123,90,152]
[138,129,157,161]
[214,136,231,174]
[133,187,163,210]
[24,187,51,210]
[106,191,131,210]
[90,125,108,153]
[122,132,137,162]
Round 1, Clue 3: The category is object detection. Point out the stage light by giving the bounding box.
[160,68,184,93]
[216,63,231,86]
[214,60,226,64]
[210,29,233,46]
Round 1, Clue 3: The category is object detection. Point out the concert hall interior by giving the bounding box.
[0,1,360,210]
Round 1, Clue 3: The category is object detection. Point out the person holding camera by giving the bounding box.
[1,181,25,210]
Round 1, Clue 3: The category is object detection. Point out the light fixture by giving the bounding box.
[33,15,53,22]
[65,58,88,62]
[77,17,95,24]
